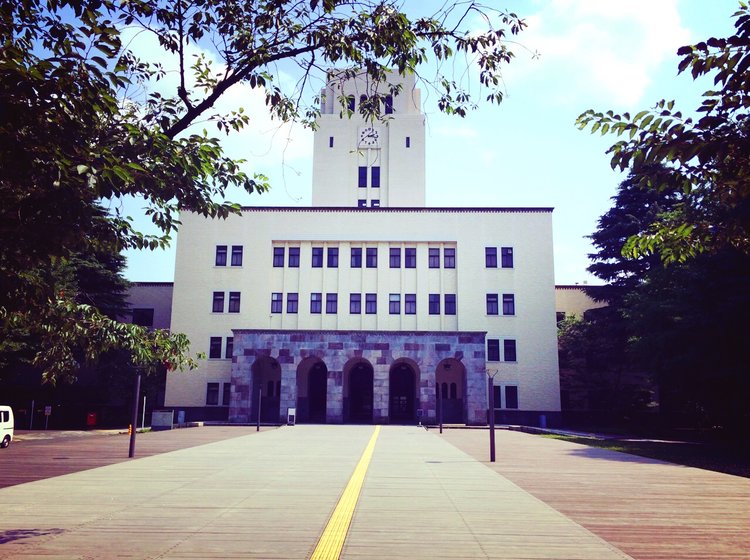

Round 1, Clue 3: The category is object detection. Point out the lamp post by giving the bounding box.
[128,366,143,458]
[486,368,498,462]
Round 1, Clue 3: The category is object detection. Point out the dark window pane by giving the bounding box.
[231,245,243,266]
[487,339,500,361]
[389,247,400,268]
[358,199,367,207]
[444,248,456,268]
[501,247,514,268]
[329,136,334,148]
[228,292,241,313]
[505,386,519,409]
[326,293,338,314]
[371,166,380,188]
[406,136,410,148]
[366,247,377,268]
[327,247,339,268]
[215,245,227,266]
[209,337,222,359]
[273,247,284,267]
[485,247,497,268]
[428,294,440,315]
[206,383,219,405]
[405,294,416,315]
[405,248,416,268]
[212,292,225,313]
[365,293,377,314]
[312,247,323,267]
[288,247,300,267]
[358,166,367,188]
[347,95,355,112]
[311,293,322,314]
[225,337,234,359]
[131,308,154,327]
[504,339,517,362]
[428,248,440,268]
[371,199,380,207]
[486,294,499,315]
[384,95,393,114]
[350,293,361,314]
[493,385,502,407]
[271,292,282,313]
[287,293,298,314]
[351,248,362,268]
[445,294,456,315]
[222,383,231,405]
[502,294,515,315]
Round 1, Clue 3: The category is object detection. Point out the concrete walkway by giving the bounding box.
[0,425,631,559]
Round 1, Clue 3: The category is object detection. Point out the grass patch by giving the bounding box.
[540,434,750,478]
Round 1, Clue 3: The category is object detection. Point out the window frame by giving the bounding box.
[209,337,222,359]
[389,293,401,315]
[287,292,299,314]
[486,294,499,315]
[288,247,300,268]
[212,291,225,313]
[405,247,417,268]
[358,166,367,188]
[230,245,243,266]
[225,337,234,360]
[428,248,440,268]
[215,245,228,266]
[444,247,456,268]
[371,166,380,188]
[351,247,362,268]
[389,247,401,268]
[365,293,377,314]
[350,293,361,314]
[271,292,283,314]
[444,294,457,315]
[502,294,515,316]
[206,382,220,406]
[404,293,416,315]
[311,247,324,268]
[428,294,440,315]
[272,247,285,267]
[326,293,338,314]
[366,247,377,268]
[485,247,497,268]
[327,247,339,268]
[501,247,514,268]
[504,339,517,362]
[487,339,500,362]
[310,292,322,314]
[222,382,231,405]
[505,386,519,409]
[228,292,241,313]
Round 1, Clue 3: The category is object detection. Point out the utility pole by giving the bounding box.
[487,369,498,462]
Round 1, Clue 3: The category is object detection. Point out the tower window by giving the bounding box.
[358,199,367,207]
[371,166,380,188]
[405,136,410,148]
[329,136,334,148]
[371,199,380,207]
[358,166,367,188]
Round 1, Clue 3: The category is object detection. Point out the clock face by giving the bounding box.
[358,126,380,148]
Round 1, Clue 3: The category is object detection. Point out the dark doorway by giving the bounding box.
[349,363,373,423]
[389,363,416,423]
[308,362,328,423]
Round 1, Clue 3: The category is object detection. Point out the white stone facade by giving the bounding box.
[165,71,561,425]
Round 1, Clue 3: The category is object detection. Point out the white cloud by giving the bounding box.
[506,0,691,106]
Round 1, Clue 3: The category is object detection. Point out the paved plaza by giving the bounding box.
[0,425,748,559]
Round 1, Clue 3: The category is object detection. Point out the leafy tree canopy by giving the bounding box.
[1,0,526,382]
[577,3,750,264]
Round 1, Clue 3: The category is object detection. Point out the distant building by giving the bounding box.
[555,285,606,322]
[124,282,174,330]
[163,71,561,426]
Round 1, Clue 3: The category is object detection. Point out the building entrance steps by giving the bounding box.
[0,425,632,559]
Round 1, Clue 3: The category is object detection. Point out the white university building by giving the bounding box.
[165,72,561,426]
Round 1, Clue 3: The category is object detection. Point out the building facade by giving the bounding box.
[165,72,561,425]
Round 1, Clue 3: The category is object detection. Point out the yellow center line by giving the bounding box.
[310,425,381,560]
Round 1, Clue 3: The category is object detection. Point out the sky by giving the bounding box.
[121,0,740,285]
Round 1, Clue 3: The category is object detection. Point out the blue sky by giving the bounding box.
[122,0,740,285]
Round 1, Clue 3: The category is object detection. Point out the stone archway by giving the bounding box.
[296,357,328,423]
[344,359,374,424]
[251,355,281,423]
[435,358,466,424]
[389,360,418,424]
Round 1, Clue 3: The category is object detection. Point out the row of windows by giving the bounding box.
[487,338,517,362]
[215,245,243,267]
[273,246,457,269]
[209,336,234,359]
[493,385,519,409]
[212,292,241,313]
[358,166,380,188]
[206,382,231,406]
[485,247,514,268]
[271,292,458,315]
[344,94,393,114]
[486,294,515,316]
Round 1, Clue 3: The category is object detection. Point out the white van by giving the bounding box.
[0,406,14,448]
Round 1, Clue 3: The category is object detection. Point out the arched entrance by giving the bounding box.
[435,358,466,423]
[389,361,417,424]
[345,360,373,423]
[296,358,328,423]
[251,356,281,423]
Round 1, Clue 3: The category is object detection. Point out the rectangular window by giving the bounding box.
[366,247,377,268]
[505,386,519,409]
[358,199,367,207]
[288,247,300,267]
[310,293,322,314]
[389,247,401,268]
[271,292,282,313]
[384,94,393,114]
[371,166,380,188]
[206,383,219,405]
[501,247,514,268]
[131,308,154,328]
[405,247,416,268]
[350,293,361,314]
[222,383,231,406]
[444,247,456,268]
[351,247,362,268]
[273,247,285,267]
[502,294,515,315]
[428,248,440,268]
[487,339,500,362]
[405,293,416,315]
[215,245,227,266]
[493,385,502,408]
[225,337,234,359]
[209,337,222,359]
[212,291,225,313]
[365,293,377,314]
[486,294,499,315]
[329,136,334,148]
[405,136,410,148]
[429,294,440,315]
[358,166,367,188]
[504,339,517,362]
[327,247,339,268]
[231,245,243,266]
[228,292,241,313]
[312,247,324,267]
[326,293,338,314]
[347,95,355,112]
[371,199,380,207]
[389,293,401,314]
[445,294,456,315]
[485,247,497,268]
[287,292,299,314]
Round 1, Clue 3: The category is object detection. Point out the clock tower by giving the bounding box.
[311,71,426,208]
